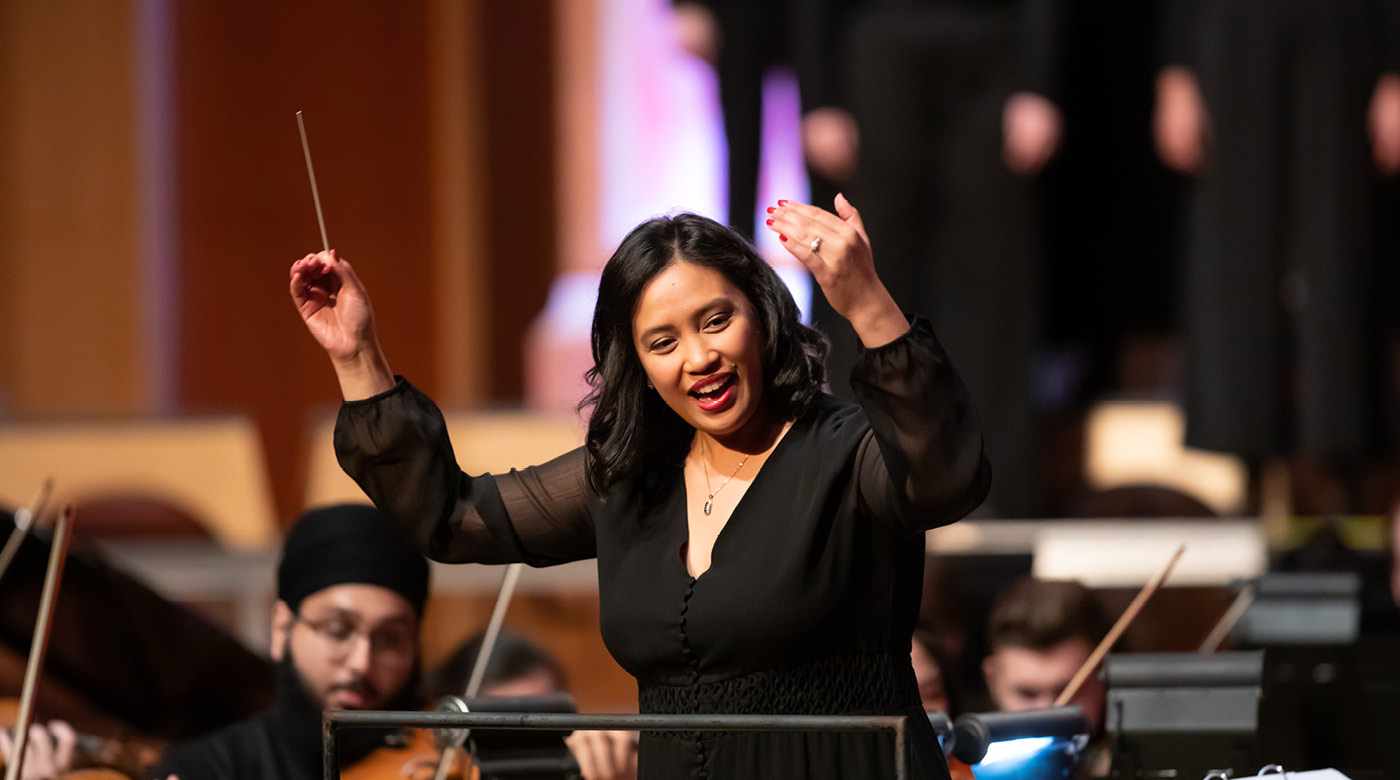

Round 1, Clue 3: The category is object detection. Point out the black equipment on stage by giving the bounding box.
[1232,572,1361,647]
[1232,573,1386,777]
[1104,650,1264,778]
[949,706,1089,779]
[927,710,953,754]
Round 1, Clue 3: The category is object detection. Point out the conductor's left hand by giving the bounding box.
[766,194,908,348]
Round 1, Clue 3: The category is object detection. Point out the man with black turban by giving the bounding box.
[153,503,430,780]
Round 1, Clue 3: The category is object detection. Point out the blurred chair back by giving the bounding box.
[0,417,277,549]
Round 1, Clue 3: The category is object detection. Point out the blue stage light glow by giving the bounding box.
[980,737,1055,765]
[969,736,1081,780]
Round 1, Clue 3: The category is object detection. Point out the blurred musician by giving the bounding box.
[980,577,1107,775]
[910,630,959,719]
[151,504,429,780]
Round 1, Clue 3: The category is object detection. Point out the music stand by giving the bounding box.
[1232,572,1360,647]
[1231,573,1384,774]
[1104,650,1264,778]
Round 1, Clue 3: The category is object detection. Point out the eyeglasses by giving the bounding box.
[292,613,416,662]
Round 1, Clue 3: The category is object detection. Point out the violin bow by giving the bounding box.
[432,562,525,780]
[1197,582,1256,655]
[1054,542,1186,708]
[0,479,55,587]
[4,504,75,780]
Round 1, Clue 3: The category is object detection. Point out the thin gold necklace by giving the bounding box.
[700,439,751,516]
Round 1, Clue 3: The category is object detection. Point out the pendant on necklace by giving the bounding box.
[703,496,714,516]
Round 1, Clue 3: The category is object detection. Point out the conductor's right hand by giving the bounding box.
[289,250,395,400]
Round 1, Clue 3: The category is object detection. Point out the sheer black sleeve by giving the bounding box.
[849,316,991,536]
[334,378,597,566]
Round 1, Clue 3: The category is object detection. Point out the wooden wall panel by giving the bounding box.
[171,2,439,519]
[478,0,559,402]
[0,0,146,415]
[1,1,560,519]
[427,0,490,407]
[172,1,559,518]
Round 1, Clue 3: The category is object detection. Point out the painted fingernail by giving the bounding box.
[765,219,774,227]
[779,234,787,242]
[777,199,789,206]
[766,207,775,214]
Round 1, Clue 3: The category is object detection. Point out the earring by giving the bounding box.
[645,379,653,390]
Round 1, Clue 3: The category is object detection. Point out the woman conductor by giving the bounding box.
[289,195,990,780]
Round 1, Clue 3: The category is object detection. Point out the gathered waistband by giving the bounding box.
[638,652,918,719]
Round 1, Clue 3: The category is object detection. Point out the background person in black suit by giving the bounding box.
[1155,0,1400,513]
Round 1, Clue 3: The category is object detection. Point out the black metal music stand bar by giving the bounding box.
[323,710,910,780]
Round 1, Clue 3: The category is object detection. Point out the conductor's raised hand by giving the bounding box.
[766,194,908,348]
[290,250,369,361]
[289,250,395,400]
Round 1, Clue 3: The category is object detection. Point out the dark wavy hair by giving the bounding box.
[986,577,1109,653]
[579,212,829,495]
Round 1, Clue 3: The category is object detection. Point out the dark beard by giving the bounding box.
[270,641,423,775]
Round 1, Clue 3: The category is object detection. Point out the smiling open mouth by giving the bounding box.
[690,374,737,410]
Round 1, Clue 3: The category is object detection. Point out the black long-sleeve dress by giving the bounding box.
[334,317,990,780]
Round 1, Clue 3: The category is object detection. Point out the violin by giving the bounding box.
[334,565,528,780]
[337,719,471,780]
[0,702,160,780]
[945,756,975,780]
